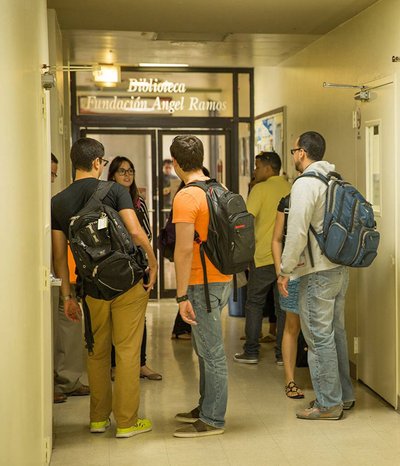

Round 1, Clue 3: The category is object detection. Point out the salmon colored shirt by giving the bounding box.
[68,246,77,285]
[173,186,232,285]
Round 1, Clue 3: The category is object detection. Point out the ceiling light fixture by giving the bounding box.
[139,63,189,68]
[93,64,121,86]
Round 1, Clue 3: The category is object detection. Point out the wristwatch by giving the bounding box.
[176,294,189,303]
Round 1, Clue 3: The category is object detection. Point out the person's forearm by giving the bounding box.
[174,247,193,297]
[271,239,283,276]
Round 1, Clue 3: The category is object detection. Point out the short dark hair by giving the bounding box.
[170,135,204,172]
[163,159,173,167]
[256,151,281,173]
[298,131,326,161]
[51,153,58,164]
[70,138,104,171]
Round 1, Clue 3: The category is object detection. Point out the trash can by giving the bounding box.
[228,286,247,317]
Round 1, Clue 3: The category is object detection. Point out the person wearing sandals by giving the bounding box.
[108,156,162,381]
[272,194,304,399]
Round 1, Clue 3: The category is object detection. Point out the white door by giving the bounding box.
[356,77,397,407]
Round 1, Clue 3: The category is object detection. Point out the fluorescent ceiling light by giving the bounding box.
[93,64,121,84]
[139,63,189,68]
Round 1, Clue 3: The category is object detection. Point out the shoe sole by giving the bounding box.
[233,358,258,364]
[343,402,355,410]
[116,427,152,438]
[175,415,199,423]
[310,400,355,411]
[173,429,224,438]
[90,422,111,433]
[296,411,343,421]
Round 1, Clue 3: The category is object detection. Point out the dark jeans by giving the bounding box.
[111,319,147,368]
[172,310,192,336]
[243,264,285,358]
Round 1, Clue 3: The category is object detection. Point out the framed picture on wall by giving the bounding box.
[254,106,287,173]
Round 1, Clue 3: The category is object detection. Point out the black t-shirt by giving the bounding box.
[277,194,290,213]
[278,194,291,245]
[51,178,134,237]
[51,178,134,299]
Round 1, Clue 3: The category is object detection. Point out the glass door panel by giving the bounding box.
[83,130,157,299]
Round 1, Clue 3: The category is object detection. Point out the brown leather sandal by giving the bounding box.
[285,381,304,399]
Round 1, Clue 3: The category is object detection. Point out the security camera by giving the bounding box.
[354,90,370,102]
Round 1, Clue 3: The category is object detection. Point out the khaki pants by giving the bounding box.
[86,281,148,428]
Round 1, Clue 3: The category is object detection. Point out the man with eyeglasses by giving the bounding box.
[278,131,355,420]
[51,138,157,438]
[234,151,290,365]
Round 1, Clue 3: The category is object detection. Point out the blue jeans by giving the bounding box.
[298,266,354,408]
[188,282,232,428]
[244,264,285,358]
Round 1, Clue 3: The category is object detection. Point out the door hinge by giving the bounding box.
[44,436,51,464]
[43,266,50,290]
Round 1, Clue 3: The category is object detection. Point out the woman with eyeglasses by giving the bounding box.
[108,156,162,381]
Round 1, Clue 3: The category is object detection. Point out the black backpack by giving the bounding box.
[157,210,176,262]
[69,181,147,299]
[69,181,147,352]
[186,179,255,310]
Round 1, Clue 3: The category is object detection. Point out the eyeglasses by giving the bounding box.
[116,168,135,176]
[290,148,303,155]
[99,157,109,166]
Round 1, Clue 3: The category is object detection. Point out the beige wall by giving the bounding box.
[254,0,400,381]
[0,1,52,465]
[48,9,71,194]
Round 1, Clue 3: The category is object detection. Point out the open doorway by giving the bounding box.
[81,128,230,299]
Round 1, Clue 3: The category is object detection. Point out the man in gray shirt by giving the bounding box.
[278,131,355,421]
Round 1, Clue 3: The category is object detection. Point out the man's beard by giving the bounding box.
[294,160,303,173]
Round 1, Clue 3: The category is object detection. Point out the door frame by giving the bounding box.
[355,75,398,407]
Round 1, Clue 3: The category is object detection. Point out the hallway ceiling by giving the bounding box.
[48,0,378,67]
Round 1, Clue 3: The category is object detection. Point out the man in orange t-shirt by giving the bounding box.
[171,135,232,438]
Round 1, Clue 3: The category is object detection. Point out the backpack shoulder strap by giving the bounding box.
[93,180,115,201]
[184,178,220,192]
[74,180,115,216]
[294,171,329,186]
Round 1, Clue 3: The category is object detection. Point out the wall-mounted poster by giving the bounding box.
[254,106,286,173]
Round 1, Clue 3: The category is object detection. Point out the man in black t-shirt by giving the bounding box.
[51,138,157,438]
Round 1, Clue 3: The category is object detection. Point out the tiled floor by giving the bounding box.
[51,300,400,466]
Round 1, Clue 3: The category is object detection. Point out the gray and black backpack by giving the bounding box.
[186,179,255,310]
